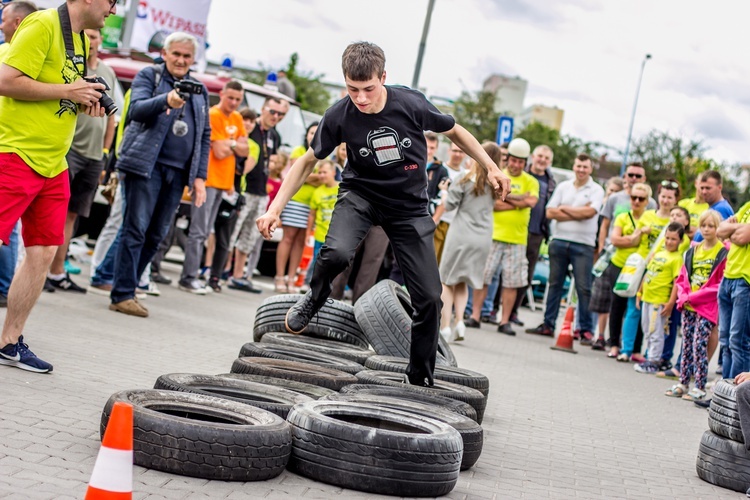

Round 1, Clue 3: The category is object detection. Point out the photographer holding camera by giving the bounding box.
[0,0,115,373]
[47,28,116,294]
[109,32,210,318]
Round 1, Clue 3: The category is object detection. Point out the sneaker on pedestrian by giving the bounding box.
[64,259,81,275]
[138,282,161,297]
[109,299,148,318]
[658,360,673,371]
[285,290,324,334]
[43,280,55,293]
[47,273,87,293]
[634,361,659,374]
[150,272,172,285]
[179,279,208,295]
[694,398,711,409]
[207,277,222,293]
[0,294,6,308]
[465,317,481,328]
[579,330,594,346]
[497,323,516,336]
[88,283,113,296]
[0,336,53,373]
[453,321,466,342]
[525,323,553,336]
[509,313,524,327]
[591,337,606,351]
[227,277,262,294]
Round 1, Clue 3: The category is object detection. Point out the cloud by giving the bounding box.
[690,110,747,142]
[473,0,601,27]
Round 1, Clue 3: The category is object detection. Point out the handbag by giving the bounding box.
[613,214,666,298]
[100,173,118,205]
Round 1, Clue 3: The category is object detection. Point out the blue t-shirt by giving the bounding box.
[157,95,196,170]
[694,199,734,242]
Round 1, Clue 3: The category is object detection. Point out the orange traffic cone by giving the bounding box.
[294,232,315,288]
[85,401,133,499]
[550,306,578,354]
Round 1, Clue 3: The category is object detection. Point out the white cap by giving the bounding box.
[507,138,531,159]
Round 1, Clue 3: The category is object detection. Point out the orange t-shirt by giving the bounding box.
[206,106,247,190]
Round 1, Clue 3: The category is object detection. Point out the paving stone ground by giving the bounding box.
[0,264,744,499]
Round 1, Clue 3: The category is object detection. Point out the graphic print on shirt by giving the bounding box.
[358,126,412,166]
[56,54,84,117]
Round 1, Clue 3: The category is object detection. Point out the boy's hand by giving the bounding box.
[635,296,641,310]
[661,302,674,318]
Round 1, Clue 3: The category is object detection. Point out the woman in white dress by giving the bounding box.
[439,142,502,342]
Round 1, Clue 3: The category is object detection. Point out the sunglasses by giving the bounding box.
[630,195,647,202]
[266,108,286,117]
[626,172,644,178]
[108,0,117,8]
[661,180,679,189]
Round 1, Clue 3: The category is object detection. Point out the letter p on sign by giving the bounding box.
[496,116,514,145]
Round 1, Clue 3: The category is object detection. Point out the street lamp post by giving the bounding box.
[620,54,652,176]
[412,0,436,90]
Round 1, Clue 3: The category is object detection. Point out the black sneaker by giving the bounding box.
[150,272,172,285]
[694,398,711,409]
[285,291,324,334]
[227,277,262,294]
[591,337,606,351]
[497,323,516,336]
[579,331,594,346]
[0,294,6,308]
[525,323,553,336]
[658,360,673,371]
[46,274,86,293]
[208,277,222,293]
[509,314,524,327]
[465,318,481,328]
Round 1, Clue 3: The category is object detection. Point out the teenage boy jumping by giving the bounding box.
[257,42,510,386]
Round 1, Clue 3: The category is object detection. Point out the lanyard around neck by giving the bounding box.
[57,3,87,78]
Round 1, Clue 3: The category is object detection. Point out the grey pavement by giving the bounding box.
[0,263,744,499]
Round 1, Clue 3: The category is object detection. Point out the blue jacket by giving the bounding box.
[117,65,210,188]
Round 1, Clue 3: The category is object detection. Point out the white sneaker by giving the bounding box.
[140,282,161,296]
[453,322,466,342]
[439,327,452,343]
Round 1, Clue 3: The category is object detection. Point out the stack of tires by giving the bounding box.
[696,379,750,493]
[99,282,490,496]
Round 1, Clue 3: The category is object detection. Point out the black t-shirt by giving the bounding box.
[311,86,455,216]
[242,124,281,196]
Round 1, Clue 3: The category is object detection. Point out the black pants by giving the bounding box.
[211,206,238,279]
[311,191,442,385]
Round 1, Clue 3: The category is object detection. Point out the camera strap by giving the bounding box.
[57,3,87,78]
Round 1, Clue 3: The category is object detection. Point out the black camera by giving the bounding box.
[84,76,117,116]
[174,80,204,100]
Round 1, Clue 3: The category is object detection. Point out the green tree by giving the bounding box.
[237,53,332,115]
[629,130,707,189]
[451,90,498,143]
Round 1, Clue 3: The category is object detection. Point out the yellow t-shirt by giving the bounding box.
[0,9,89,178]
[679,197,709,231]
[637,210,670,257]
[290,145,306,160]
[206,106,247,190]
[492,170,539,244]
[689,241,724,292]
[0,43,10,62]
[611,212,641,268]
[655,234,691,256]
[291,165,319,205]
[310,184,339,242]
[642,249,683,304]
[724,201,750,284]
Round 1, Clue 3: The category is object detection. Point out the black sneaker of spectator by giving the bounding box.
[591,337,606,351]
[525,323,553,336]
[497,323,516,336]
[509,313,524,327]
[47,274,86,293]
[151,272,172,285]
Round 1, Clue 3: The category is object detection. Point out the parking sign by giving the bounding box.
[496,116,514,145]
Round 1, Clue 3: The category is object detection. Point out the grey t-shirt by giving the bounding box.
[601,190,657,227]
[70,60,117,160]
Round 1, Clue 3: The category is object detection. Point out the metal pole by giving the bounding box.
[120,0,139,50]
[620,54,652,175]
[411,0,436,90]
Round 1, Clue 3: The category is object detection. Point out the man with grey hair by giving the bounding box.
[109,31,210,317]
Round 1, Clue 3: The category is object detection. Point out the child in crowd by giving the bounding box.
[666,210,728,401]
[634,222,685,374]
[266,152,287,208]
[305,160,340,283]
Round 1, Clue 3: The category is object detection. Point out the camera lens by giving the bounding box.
[98,93,118,116]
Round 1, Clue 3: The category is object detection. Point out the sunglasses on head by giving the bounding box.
[661,180,679,189]
[631,195,647,202]
[626,172,643,178]
[266,108,286,117]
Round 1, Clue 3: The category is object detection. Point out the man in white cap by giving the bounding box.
[468,138,539,336]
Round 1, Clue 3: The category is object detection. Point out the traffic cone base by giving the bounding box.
[550,306,577,354]
[86,401,133,499]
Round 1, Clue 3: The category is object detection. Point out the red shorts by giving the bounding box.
[0,153,70,247]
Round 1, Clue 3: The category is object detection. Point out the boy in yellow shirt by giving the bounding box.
[306,160,340,273]
[634,222,685,374]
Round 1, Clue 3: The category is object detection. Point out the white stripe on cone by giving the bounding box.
[88,447,133,493]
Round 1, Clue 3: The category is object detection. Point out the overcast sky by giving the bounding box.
[205,0,748,166]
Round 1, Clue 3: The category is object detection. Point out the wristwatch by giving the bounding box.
[230,140,237,150]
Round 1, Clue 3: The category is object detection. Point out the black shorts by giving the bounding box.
[67,149,104,217]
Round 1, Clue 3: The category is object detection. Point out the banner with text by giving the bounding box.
[130,0,211,71]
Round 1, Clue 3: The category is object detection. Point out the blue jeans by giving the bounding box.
[661,307,681,364]
[0,222,19,295]
[111,164,185,303]
[91,229,120,286]
[543,240,594,331]
[719,278,750,379]
[465,270,499,318]
[621,297,642,356]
